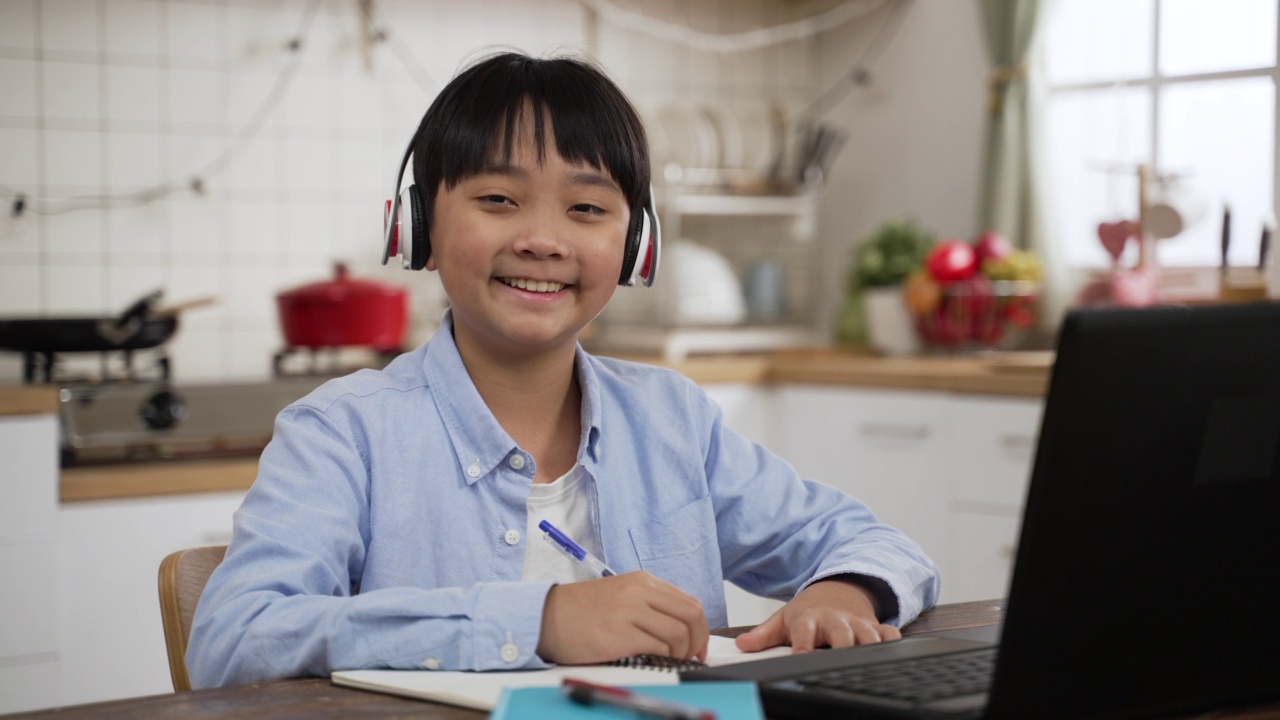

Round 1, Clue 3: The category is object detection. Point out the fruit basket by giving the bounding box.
[911,279,1040,351]
[903,234,1042,353]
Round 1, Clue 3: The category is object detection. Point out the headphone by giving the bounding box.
[381,138,661,288]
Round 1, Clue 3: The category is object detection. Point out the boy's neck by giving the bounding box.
[452,329,583,481]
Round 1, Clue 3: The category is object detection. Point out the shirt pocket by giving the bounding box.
[627,495,722,601]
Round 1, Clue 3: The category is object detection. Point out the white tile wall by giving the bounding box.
[0,0,823,382]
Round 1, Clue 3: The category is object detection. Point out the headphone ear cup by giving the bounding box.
[618,206,644,286]
[639,198,660,287]
[405,185,429,271]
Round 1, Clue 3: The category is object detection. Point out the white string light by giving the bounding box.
[579,0,887,53]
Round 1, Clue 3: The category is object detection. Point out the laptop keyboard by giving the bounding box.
[795,647,996,705]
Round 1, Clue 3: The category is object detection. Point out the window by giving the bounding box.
[1043,0,1277,269]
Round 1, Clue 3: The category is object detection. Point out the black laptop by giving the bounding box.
[685,303,1280,720]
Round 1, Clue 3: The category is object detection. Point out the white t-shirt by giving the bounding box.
[521,465,606,584]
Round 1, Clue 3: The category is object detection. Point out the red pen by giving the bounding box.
[562,678,716,720]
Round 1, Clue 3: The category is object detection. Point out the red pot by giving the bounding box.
[276,264,408,352]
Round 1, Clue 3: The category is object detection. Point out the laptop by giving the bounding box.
[685,303,1280,720]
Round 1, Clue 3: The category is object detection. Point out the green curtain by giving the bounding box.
[978,0,1045,248]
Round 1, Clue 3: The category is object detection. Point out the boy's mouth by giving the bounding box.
[498,277,567,293]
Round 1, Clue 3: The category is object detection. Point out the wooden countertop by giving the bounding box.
[48,350,1051,503]
[0,385,60,415]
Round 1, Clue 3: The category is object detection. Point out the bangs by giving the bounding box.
[412,53,649,220]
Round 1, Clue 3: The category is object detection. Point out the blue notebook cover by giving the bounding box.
[490,681,763,719]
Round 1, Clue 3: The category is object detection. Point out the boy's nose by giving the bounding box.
[512,213,568,258]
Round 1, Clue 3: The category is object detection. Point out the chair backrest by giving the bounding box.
[157,545,226,692]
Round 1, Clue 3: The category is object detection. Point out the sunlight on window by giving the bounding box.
[1044,0,1153,85]
[1043,0,1279,269]
[1160,0,1277,75]
[1045,89,1152,268]
[1158,78,1274,266]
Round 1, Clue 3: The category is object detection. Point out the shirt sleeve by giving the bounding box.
[697,390,941,627]
[185,403,555,688]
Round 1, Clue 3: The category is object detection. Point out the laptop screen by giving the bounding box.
[988,303,1280,720]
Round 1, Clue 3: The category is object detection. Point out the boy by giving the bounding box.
[187,51,939,688]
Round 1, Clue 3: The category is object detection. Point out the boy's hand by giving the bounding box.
[537,571,709,665]
[735,578,901,654]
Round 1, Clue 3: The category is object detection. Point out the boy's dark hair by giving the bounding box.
[412,51,650,231]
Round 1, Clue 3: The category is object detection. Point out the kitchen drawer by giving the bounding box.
[948,396,1042,513]
[945,512,1021,604]
[778,385,950,573]
[0,538,57,659]
[0,658,59,714]
[0,414,57,535]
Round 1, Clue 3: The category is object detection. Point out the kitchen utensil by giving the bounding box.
[276,263,408,351]
[0,289,177,355]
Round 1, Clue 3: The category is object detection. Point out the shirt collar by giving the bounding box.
[422,310,604,484]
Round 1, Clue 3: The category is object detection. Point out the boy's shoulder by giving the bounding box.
[583,351,703,398]
[290,345,430,414]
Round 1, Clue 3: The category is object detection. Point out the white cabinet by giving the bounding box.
[0,414,60,714]
[57,491,245,706]
[778,385,952,582]
[767,387,1042,606]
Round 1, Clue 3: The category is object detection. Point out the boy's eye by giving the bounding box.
[570,203,604,215]
[480,194,514,206]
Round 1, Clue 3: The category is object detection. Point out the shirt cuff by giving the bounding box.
[470,580,557,671]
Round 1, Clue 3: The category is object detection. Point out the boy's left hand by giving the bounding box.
[734,578,901,654]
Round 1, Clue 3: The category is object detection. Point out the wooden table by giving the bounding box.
[8,600,1278,719]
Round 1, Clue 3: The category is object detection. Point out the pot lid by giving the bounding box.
[277,262,406,301]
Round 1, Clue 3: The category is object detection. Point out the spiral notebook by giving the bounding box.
[330,636,790,711]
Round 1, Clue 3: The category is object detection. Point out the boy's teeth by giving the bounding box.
[503,278,563,293]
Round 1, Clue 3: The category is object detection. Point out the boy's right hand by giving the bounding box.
[536,571,709,665]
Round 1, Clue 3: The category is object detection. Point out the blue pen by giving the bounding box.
[538,520,617,578]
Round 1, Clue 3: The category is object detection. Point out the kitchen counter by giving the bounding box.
[44,350,1052,503]
[0,385,59,415]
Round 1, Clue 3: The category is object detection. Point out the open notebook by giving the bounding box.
[330,635,791,711]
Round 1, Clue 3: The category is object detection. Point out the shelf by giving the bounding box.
[589,323,826,362]
[663,192,817,217]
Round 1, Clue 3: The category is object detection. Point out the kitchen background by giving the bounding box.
[0,0,1000,713]
[0,0,986,380]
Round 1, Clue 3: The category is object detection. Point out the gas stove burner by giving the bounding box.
[23,347,171,385]
[272,346,400,378]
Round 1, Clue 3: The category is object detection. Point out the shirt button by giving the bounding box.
[466,462,480,478]
[420,657,440,670]
[504,528,521,545]
[508,454,525,470]
[501,642,519,663]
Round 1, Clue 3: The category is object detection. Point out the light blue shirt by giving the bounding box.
[187,312,940,688]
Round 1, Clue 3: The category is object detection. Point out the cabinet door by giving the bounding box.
[57,492,245,706]
[948,396,1043,513]
[777,385,950,580]
[947,512,1021,603]
[945,396,1042,604]
[702,383,776,451]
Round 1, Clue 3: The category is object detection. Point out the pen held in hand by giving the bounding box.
[563,678,716,720]
[538,519,617,578]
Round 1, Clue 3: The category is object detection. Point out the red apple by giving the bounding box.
[925,240,978,283]
[973,232,1013,264]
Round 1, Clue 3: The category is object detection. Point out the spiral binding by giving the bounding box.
[607,654,709,672]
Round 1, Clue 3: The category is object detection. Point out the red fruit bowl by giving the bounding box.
[912,280,1039,353]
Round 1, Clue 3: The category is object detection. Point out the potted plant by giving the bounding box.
[836,219,933,354]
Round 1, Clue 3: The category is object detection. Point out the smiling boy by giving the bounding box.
[186,52,939,688]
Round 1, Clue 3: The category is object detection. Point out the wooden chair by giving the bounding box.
[157,545,227,692]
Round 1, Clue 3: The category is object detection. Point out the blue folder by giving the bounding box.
[490,681,763,719]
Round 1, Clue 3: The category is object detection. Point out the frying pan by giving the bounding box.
[0,291,215,381]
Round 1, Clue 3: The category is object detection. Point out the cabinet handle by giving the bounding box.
[998,434,1036,451]
[859,422,931,440]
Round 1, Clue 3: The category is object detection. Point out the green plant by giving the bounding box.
[850,219,934,290]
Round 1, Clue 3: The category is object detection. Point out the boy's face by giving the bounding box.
[426,121,630,360]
